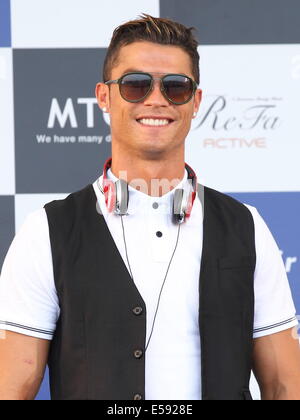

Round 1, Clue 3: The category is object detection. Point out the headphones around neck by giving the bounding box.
[101,157,197,224]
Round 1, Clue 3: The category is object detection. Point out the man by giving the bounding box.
[0,14,300,401]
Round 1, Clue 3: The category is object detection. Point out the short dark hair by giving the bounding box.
[103,14,200,84]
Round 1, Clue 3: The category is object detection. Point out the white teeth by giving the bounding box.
[138,118,170,126]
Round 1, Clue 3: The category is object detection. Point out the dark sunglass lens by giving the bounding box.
[163,75,194,104]
[120,73,152,102]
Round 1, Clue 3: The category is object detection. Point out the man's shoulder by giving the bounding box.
[15,207,50,241]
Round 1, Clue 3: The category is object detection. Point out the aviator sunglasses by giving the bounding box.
[105,72,198,105]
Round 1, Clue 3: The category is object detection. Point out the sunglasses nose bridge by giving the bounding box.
[143,76,168,105]
[151,76,164,92]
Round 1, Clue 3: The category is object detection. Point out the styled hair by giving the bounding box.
[103,14,200,84]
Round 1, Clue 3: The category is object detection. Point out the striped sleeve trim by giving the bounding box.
[254,316,298,334]
[0,320,54,336]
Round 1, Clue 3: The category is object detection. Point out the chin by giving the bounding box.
[136,143,173,160]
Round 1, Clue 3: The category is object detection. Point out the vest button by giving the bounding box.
[133,393,143,400]
[134,349,143,359]
[133,306,143,315]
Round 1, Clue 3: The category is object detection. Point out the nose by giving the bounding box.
[143,78,169,107]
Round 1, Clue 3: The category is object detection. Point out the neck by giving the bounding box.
[110,152,186,197]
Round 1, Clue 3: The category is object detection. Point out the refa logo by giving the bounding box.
[47,98,110,128]
[193,95,282,149]
[194,95,281,131]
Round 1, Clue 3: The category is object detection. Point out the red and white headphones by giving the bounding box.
[100,157,197,224]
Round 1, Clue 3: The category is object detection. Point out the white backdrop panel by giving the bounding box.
[15,193,68,231]
[0,48,15,195]
[187,44,300,192]
[11,0,159,48]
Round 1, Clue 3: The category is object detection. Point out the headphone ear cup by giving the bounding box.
[104,180,117,213]
[173,188,185,224]
[115,179,129,215]
[185,191,196,219]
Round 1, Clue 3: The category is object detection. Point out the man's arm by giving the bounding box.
[0,330,50,400]
[253,327,300,400]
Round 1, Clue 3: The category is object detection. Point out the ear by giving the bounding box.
[95,82,110,112]
[193,88,202,116]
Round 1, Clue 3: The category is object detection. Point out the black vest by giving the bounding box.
[44,184,256,400]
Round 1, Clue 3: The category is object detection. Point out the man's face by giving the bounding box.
[96,41,202,160]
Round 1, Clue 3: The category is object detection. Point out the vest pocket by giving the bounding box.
[217,256,255,316]
[218,256,255,270]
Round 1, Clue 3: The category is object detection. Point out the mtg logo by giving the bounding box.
[35,97,111,146]
[47,97,110,129]
[14,48,111,193]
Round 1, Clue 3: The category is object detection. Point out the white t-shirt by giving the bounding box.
[0,169,297,400]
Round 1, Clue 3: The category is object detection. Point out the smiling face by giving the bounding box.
[96,41,202,161]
